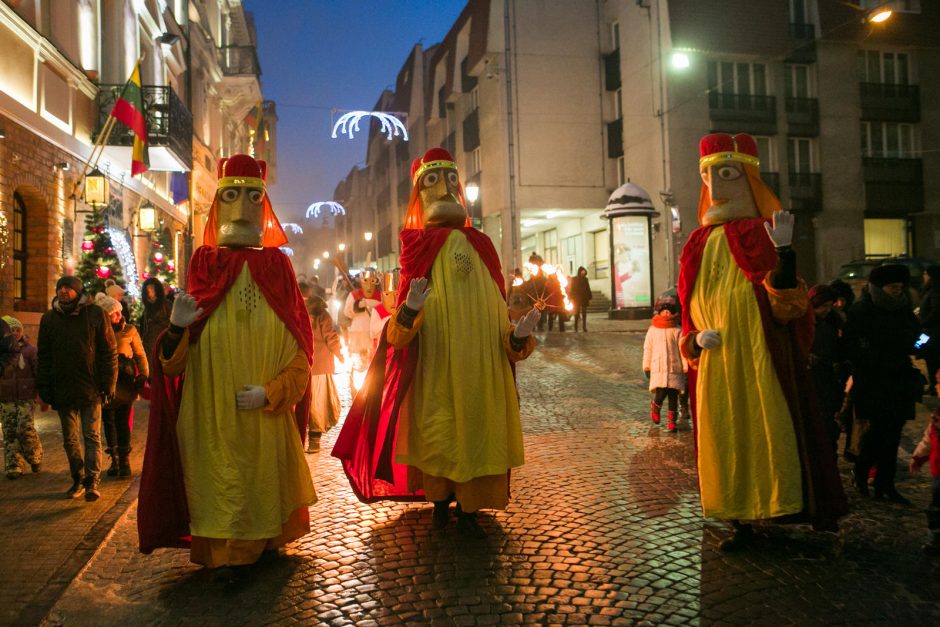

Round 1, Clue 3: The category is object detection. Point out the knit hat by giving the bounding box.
[104,279,125,301]
[2,316,22,330]
[56,275,83,294]
[653,294,679,315]
[869,263,910,288]
[94,293,123,315]
[828,279,854,308]
[808,284,837,308]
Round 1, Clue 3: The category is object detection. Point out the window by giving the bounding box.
[858,50,910,84]
[862,0,919,12]
[592,230,609,279]
[787,138,816,172]
[12,193,26,301]
[789,0,809,24]
[469,147,482,176]
[611,21,620,50]
[861,122,915,157]
[785,64,813,98]
[544,229,559,266]
[616,156,625,187]
[614,88,623,116]
[707,61,768,95]
[864,218,909,256]
[561,235,582,276]
[468,86,479,112]
[755,136,776,171]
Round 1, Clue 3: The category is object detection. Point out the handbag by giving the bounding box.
[108,354,138,407]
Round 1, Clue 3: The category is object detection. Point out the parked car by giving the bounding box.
[835,256,938,305]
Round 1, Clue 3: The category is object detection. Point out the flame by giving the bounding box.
[334,335,369,396]
[512,277,523,287]
[521,261,573,312]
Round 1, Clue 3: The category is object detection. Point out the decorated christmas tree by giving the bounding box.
[77,209,125,294]
[144,225,176,287]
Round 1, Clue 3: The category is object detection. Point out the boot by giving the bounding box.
[666,411,677,432]
[455,504,486,538]
[719,521,754,552]
[117,447,132,478]
[650,401,662,425]
[66,475,85,499]
[432,499,451,529]
[105,447,119,477]
[678,394,690,423]
[306,432,321,454]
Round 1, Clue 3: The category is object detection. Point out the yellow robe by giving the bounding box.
[161,265,316,566]
[689,227,803,521]
[387,231,534,511]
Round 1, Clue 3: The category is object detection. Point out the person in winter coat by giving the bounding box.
[843,264,921,504]
[307,296,344,453]
[37,276,117,501]
[643,294,687,432]
[138,277,171,367]
[95,294,148,478]
[917,265,940,393]
[910,404,940,555]
[569,266,592,332]
[545,272,566,332]
[807,285,845,451]
[0,318,42,479]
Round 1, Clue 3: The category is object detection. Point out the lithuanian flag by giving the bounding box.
[110,63,150,175]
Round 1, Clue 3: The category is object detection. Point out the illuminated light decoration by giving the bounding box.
[869,8,892,23]
[154,252,164,263]
[670,52,691,69]
[281,222,304,234]
[322,251,330,259]
[105,227,141,298]
[305,202,347,219]
[167,260,175,271]
[82,240,95,252]
[338,243,346,251]
[142,272,150,279]
[280,246,294,257]
[313,259,321,269]
[331,111,408,142]
[97,265,111,279]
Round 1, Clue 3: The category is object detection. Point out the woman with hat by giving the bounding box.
[844,263,921,503]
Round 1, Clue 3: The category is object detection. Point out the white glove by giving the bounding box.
[696,330,721,350]
[404,277,431,311]
[513,308,541,339]
[236,384,266,410]
[763,210,794,248]
[169,293,204,328]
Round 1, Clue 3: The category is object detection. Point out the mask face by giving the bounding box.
[700,161,759,226]
[216,185,265,247]
[361,273,380,298]
[418,167,465,227]
[381,290,396,311]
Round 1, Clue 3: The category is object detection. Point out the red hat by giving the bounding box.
[203,153,288,248]
[699,133,760,170]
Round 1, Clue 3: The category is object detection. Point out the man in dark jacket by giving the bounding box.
[918,265,940,392]
[37,276,117,501]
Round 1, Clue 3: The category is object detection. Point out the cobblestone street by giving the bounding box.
[6,320,939,624]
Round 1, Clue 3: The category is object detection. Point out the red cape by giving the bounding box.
[677,219,846,530]
[331,227,506,502]
[138,246,313,554]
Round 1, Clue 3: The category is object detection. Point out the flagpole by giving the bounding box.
[69,53,146,200]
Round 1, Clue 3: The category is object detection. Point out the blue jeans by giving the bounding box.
[58,404,102,483]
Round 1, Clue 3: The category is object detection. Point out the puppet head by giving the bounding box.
[380,269,399,311]
[403,148,471,230]
[697,133,781,226]
[203,154,288,248]
[360,270,381,299]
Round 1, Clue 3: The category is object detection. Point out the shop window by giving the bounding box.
[13,192,26,301]
[864,218,909,256]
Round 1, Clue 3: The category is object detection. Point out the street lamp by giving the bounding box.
[138,204,158,232]
[364,231,373,242]
[338,242,346,251]
[83,167,109,208]
[323,251,330,259]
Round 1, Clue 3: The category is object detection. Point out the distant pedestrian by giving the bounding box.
[911,401,940,555]
[843,264,920,503]
[917,265,940,393]
[310,275,327,300]
[138,277,170,367]
[642,294,686,432]
[807,285,844,451]
[569,266,592,332]
[95,294,148,478]
[307,296,344,453]
[104,278,131,325]
[0,318,43,479]
[37,276,117,501]
[546,272,566,332]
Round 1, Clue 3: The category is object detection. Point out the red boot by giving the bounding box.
[666,411,677,432]
[650,401,662,424]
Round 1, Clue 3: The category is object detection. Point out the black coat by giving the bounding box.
[569,275,592,306]
[919,282,940,336]
[37,296,117,410]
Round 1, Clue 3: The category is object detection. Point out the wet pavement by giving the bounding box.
[5,317,940,624]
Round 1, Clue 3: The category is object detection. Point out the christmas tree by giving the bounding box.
[144,225,176,287]
[77,209,125,294]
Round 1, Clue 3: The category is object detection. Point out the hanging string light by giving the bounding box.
[105,226,140,298]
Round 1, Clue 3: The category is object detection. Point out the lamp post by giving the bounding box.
[83,167,109,209]
[464,182,480,229]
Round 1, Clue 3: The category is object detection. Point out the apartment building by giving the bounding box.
[0,0,270,333]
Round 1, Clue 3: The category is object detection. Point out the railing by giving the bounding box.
[607,117,623,158]
[859,83,920,122]
[604,49,621,91]
[218,45,260,76]
[95,84,193,169]
[708,93,777,134]
[785,97,819,135]
[862,157,924,213]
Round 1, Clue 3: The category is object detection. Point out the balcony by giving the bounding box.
[94,84,192,171]
[788,172,822,213]
[607,118,623,158]
[217,45,262,120]
[761,171,781,198]
[860,83,920,123]
[785,97,819,136]
[463,108,480,152]
[786,22,816,63]
[863,157,924,214]
[708,93,777,135]
[604,49,621,91]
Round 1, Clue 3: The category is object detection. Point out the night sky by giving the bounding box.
[243,1,468,269]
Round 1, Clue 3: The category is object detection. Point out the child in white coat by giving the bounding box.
[642,295,687,432]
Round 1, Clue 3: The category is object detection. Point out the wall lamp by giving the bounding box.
[54,162,70,171]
